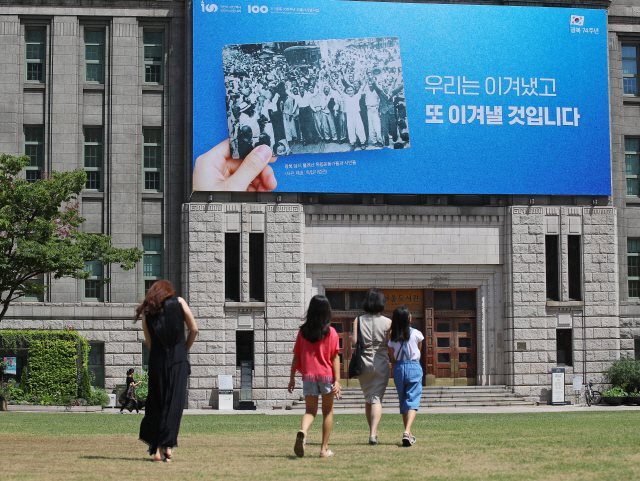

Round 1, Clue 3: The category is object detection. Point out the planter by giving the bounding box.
[602,397,624,406]
[627,396,640,406]
[137,399,146,410]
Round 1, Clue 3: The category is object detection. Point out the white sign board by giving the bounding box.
[218,374,234,410]
[218,375,233,391]
[551,368,565,404]
[573,376,583,391]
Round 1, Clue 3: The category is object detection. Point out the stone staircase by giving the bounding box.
[288,385,534,410]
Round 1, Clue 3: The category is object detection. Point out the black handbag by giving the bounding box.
[348,316,363,379]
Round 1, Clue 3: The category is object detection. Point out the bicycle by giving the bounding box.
[584,380,602,406]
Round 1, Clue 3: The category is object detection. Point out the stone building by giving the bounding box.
[0,0,638,408]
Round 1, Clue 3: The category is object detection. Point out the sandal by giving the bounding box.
[294,431,306,458]
[320,450,334,458]
[402,432,411,447]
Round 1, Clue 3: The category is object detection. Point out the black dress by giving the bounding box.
[121,375,138,412]
[139,297,190,455]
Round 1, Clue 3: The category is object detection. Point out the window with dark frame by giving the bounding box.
[625,137,640,196]
[545,235,559,301]
[236,330,254,369]
[325,291,345,311]
[143,31,163,84]
[623,44,638,96]
[84,260,103,301]
[83,127,103,190]
[635,339,640,361]
[249,233,264,302]
[143,128,162,191]
[22,274,44,302]
[556,329,573,366]
[24,125,44,183]
[629,239,640,298]
[434,291,453,310]
[84,29,105,84]
[225,233,241,301]
[25,27,45,82]
[455,291,476,310]
[143,236,162,293]
[568,235,581,301]
[88,342,105,388]
[348,290,367,310]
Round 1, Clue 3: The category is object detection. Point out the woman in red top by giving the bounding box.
[288,295,341,458]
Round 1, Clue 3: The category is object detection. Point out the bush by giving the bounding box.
[603,357,640,393]
[89,387,110,408]
[79,366,92,400]
[133,371,149,401]
[0,330,90,400]
[602,386,628,397]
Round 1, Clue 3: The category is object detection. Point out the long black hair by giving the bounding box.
[300,295,332,343]
[126,368,135,376]
[390,305,411,343]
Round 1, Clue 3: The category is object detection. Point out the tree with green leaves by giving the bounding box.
[0,154,143,321]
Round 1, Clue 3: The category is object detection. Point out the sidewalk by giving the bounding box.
[97,403,640,415]
[5,402,640,415]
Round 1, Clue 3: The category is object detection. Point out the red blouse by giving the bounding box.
[293,327,339,384]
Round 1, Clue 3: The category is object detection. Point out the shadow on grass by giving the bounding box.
[80,455,149,462]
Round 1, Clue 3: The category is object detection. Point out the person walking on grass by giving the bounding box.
[288,295,341,458]
[352,288,392,445]
[119,368,141,414]
[387,305,424,447]
[135,280,199,463]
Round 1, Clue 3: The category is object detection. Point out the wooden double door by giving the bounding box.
[433,316,477,380]
[328,289,477,386]
[330,314,426,386]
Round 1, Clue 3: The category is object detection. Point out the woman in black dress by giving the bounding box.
[134,280,198,462]
[119,368,141,413]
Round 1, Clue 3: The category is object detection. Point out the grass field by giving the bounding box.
[1,411,639,480]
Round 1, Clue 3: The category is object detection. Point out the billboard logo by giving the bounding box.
[570,15,584,26]
[201,1,218,12]
[248,5,269,13]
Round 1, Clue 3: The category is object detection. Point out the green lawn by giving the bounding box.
[1,412,639,480]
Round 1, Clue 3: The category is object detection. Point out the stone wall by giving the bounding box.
[182,203,305,409]
[505,206,619,401]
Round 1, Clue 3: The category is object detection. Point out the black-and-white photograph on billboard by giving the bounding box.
[222,36,409,158]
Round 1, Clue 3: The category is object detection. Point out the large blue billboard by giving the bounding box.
[193,0,610,195]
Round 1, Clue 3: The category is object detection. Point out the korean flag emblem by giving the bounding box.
[570,15,584,26]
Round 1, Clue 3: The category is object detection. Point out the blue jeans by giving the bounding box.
[393,360,423,414]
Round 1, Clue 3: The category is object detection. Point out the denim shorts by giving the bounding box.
[302,380,333,396]
[393,360,423,414]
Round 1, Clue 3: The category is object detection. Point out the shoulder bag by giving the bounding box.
[348,316,363,379]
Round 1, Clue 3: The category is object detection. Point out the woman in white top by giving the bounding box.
[388,305,424,447]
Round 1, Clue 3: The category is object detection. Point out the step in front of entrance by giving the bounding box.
[288,386,534,410]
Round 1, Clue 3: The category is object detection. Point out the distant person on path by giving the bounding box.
[119,368,141,414]
[288,295,341,458]
[135,280,199,462]
[388,305,424,447]
[352,288,392,445]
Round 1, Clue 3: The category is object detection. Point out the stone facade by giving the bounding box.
[505,206,619,401]
[2,0,640,409]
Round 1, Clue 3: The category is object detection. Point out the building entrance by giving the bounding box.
[426,290,477,385]
[326,288,477,386]
[330,317,354,385]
